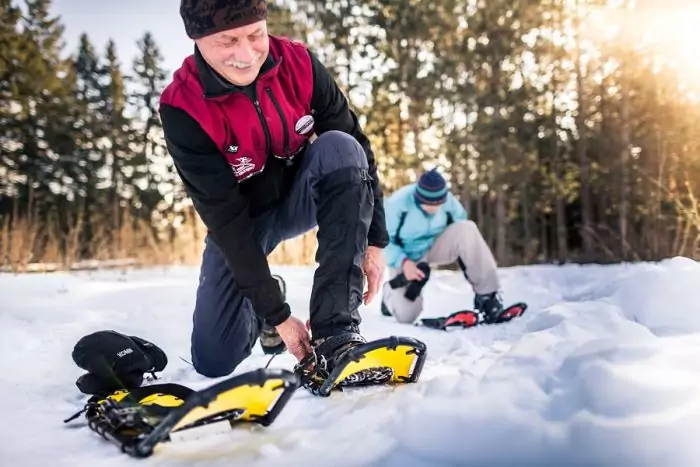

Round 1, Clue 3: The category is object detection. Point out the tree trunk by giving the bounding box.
[522,181,532,261]
[619,76,630,260]
[540,215,549,262]
[476,186,484,228]
[618,1,631,260]
[495,153,507,265]
[556,194,567,264]
[575,0,593,260]
[552,96,567,264]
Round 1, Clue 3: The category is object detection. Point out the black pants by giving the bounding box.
[191,131,374,377]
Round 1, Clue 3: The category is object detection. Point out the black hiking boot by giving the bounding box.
[299,332,393,394]
[259,274,287,355]
[474,291,505,324]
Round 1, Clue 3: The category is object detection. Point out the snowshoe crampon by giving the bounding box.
[295,335,427,397]
[64,368,300,458]
[419,302,528,330]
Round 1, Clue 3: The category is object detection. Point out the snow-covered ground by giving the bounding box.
[3,257,700,466]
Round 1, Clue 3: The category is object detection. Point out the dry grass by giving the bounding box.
[0,200,318,273]
[0,199,40,272]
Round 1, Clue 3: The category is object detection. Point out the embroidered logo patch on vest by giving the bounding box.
[230,157,256,178]
[225,144,239,153]
[294,115,314,135]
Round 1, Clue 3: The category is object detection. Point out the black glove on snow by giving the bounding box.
[71,330,168,396]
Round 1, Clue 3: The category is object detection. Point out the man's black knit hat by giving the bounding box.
[180,0,268,39]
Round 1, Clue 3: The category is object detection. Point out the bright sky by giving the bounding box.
[49,0,700,98]
[51,0,194,79]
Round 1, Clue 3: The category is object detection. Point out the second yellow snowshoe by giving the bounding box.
[295,334,427,397]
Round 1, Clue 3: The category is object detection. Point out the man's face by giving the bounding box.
[420,204,442,215]
[195,20,269,86]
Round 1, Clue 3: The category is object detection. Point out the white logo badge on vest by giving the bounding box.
[230,157,255,177]
[294,115,314,135]
[226,144,239,153]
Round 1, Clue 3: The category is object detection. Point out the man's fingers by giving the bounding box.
[363,267,380,304]
[296,324,313,357]
[291,343,307,362]
[370,271,380,297]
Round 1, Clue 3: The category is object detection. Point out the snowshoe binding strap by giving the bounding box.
[63,395,100,423]
[293,333,366,396]
[293,349,330,396]
[314,333,368,364]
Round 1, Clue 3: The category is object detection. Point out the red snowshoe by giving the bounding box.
[418,302,527,330]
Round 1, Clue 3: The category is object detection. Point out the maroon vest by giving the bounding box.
[160,36,316,181]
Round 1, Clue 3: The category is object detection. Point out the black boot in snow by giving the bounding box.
[259,274,287,355]
[296,332,393,394]
[309,166,374,340]
[474,291,505,324]
[313,332,367,372]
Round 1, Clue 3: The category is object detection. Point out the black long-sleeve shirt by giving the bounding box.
[160,45,388,326]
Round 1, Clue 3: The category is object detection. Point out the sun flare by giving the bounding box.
[582,2,700,94]
[641,5,700,86]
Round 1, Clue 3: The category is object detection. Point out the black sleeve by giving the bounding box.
[159,104,290,326]
[307,50,390,248]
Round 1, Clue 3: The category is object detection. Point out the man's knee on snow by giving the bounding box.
[191,334,252,378]
[307,130,369,177]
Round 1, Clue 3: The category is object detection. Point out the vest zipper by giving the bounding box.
[265,87,291,163]
[251,87,272,158]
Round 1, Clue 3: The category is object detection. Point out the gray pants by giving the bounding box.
[381,220,500,324]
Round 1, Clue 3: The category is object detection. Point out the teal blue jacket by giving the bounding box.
[383,184,468,269]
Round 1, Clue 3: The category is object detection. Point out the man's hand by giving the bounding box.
[275,316,312,362]
[362,246,386,305]
[402,259,426,282]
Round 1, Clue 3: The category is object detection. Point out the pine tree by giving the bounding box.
[130,32,175,235]
[72,33,110,256]
[11,0,70,210]
[101,40,133,256]
[0,0,25,200]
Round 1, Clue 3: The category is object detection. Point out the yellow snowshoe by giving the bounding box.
[63,368,299,458]
[295,333,427,397]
